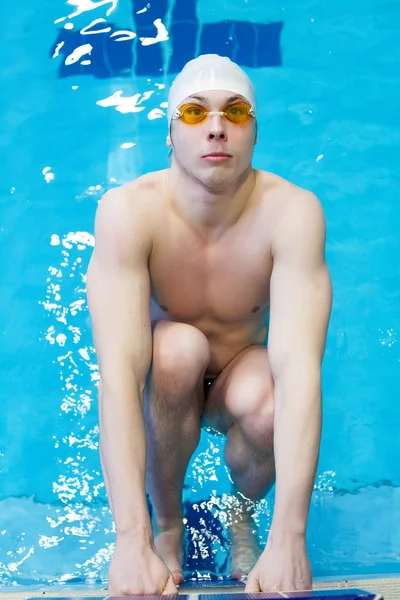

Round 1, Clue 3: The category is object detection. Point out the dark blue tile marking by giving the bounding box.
[133,0,169,27]
[173,0,197,21]
[200,595,281,600]
[256,21,283,67]
[200,21,282,67]
[168,0,198,74]
[52,0,283,78]
[132,0,168,76]
[199,20,234,59]
[284,593,379,599]
[169,21,198,72]
[230,21,257,66]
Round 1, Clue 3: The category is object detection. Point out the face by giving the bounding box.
[167,90,257,190]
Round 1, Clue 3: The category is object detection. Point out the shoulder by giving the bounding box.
[93,170,167,258]
[257,171,326,257]
[95,170,167,232]
[281,184,325,235]
[98,170,167,216]
[258,171,325,238]
[259,171,323,218]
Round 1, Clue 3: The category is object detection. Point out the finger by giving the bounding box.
[107,583,120,596]
[230,568,246,581]
[245,575,260,593]
[162,574,179,595]
[172,569,184,585]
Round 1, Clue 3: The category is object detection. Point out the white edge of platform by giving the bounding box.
[0,577,399,600]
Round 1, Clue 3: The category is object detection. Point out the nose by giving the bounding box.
[206,115,227,141]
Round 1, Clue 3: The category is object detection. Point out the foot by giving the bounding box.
[228,518,263,580]
[154,527,185,585]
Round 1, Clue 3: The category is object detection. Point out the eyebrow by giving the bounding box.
[190,94,244,104]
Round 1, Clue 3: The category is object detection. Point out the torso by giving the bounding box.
[125,169,294,374]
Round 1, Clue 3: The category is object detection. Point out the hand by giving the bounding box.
[245,533,312,592]
[108,536,178,595]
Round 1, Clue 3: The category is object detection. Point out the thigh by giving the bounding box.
[202,344,274,435]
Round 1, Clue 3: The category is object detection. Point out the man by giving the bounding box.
[86,54,332,595]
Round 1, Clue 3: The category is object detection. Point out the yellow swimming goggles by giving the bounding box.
[172,102,255,125]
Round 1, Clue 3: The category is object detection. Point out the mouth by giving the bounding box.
[202,152,233,162]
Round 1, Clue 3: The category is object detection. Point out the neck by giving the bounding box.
[167,162,256,238]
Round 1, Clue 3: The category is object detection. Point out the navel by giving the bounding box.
[251,306,260,314]
[160,305,168,312]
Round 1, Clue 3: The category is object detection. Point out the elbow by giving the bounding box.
[271,355,322,394]
[97,364,147,405]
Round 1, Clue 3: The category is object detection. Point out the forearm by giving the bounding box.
[270,365,322,539]
[99,375,152,543]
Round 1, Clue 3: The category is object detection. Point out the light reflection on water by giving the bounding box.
[55,0,118,22]
[30,228,113,584]
[41,229,102,500]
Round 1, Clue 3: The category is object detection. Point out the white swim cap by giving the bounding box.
[167,54,256,126]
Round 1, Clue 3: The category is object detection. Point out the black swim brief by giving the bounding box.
[203,375,216,400]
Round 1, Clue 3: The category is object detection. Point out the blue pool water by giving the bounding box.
[1,0,399,588]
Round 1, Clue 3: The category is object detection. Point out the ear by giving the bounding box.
[166,134,172,147]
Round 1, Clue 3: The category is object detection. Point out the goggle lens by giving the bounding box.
[225,103,253,124]
[180,104,207,124]
[177,102,254,125]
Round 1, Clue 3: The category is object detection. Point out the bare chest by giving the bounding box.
[149,222,272,326]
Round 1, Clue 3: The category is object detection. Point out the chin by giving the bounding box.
[202,159,253,190]
[201,170,235,191]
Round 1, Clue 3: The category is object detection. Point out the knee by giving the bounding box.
[153,320,211,383]
[225,372,274,428]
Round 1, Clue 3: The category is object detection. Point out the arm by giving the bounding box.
[267,190,332,542]
[86,187,153,543]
